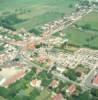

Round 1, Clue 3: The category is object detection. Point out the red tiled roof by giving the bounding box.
[38,54,47,62]
[52,93,64,100]
[67,84,76,94]
[42,32,49,38]
[51,80,58,87]
[3,70,25,86]
[93,74,98,85]
[31,79,38,86]
[26,42,35,49]
[36,68,42,74]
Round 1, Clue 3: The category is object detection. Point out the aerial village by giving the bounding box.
[0,0,98,100]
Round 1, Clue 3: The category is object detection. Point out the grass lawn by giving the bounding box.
[24,85,33,96]
[0,96,6,100]
[0,0,78,30]
[35,89,51,100]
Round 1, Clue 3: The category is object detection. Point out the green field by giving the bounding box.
[62,11,98,49]
[76,11,98,30]
[63,27,98,49]
[0,0,78,30]
[1,0,98,49]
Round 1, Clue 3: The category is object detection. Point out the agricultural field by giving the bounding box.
[62,11,98,49]
[76,11,98,31]
[63,27,98,49]
[1,1,98,100]
[0,0,78,31]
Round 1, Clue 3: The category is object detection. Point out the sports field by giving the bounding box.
[0,0,77,30]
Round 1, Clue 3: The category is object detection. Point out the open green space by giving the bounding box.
[76,11,98,31]
[63,27,98,49]
[0,0,78,30]
[62,11,98,50]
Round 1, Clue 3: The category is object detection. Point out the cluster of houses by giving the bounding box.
[0,44,18,65]
[40,2,95,35]
[30,77,77,100]
[55,48,98,74]
[0,20,98,100]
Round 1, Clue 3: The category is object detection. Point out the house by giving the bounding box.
[26,42,35,49]
[38,54,47,63]
[56,66,65,73]
[30,79,41,88]
[36,68,42,74]
[0,54,7,65]
[52,93,64,100]
[50,80,59,88]
[92,74,98,86]
[66,84,76,94]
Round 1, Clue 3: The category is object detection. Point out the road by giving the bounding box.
[52,71,82,86]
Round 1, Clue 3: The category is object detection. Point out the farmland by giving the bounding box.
[62,11,98,49]
[0,0,98,49]
[0,0,78,30]
[1,1,98,100]
[76,11,98,31]
[63,27,98,49]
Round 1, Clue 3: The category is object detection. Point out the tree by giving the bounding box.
[78,91,91,100]
[30,88,40,99]
[82,24,91,30]
[91,88,98,97]
[0,87,9,98]
[13,95,30,100]
[69,4,73,8]
[64,69,77,81]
